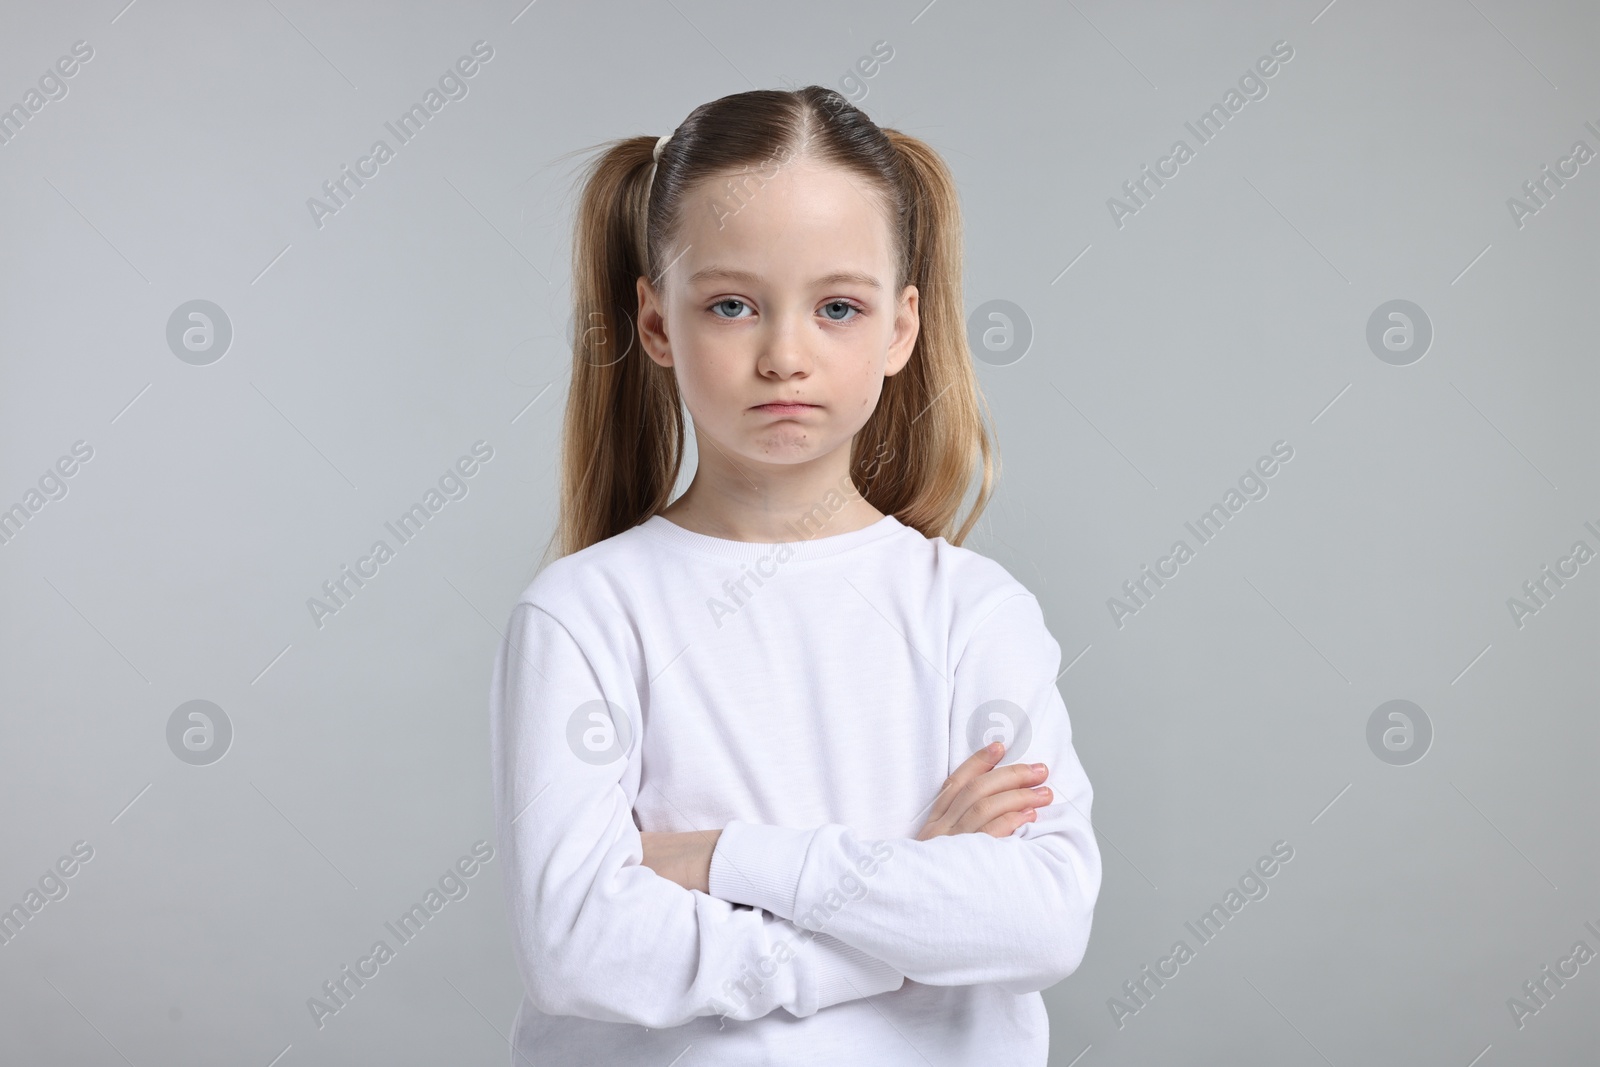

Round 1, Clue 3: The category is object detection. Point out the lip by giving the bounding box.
[752,403,820,415]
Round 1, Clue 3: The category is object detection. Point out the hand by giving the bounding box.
[639,830,722,893]
[916,742,1051,840]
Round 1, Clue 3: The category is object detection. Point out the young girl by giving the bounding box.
[489,85,1101,1066]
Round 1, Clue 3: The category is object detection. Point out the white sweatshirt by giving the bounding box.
[488,511,1102,1066]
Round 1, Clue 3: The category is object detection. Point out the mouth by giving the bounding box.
[752,402,820,415]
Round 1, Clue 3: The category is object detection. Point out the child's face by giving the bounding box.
[636,158,918,473]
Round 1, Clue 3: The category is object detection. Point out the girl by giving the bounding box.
[489,85,1101,1066]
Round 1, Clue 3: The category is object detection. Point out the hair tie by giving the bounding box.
[646,133,672,202]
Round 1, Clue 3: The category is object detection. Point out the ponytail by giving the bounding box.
[541,136,686,569]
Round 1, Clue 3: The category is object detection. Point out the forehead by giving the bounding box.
[666,159,897,289]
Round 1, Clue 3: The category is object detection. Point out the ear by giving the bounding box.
[636,275,673,368]
[883,284,919,377]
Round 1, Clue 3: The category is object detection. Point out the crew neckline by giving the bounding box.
[638,512,907,562]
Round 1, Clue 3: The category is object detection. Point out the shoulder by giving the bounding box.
[510,522,655,622]
[912,532,1051,657]
[924,532,1037,614]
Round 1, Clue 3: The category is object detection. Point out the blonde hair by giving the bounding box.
[541,85,997,568]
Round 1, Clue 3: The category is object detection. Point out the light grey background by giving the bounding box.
[2,1,1595,1064]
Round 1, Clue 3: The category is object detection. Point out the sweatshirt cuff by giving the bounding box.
[806,935,905,1011]
[708,819,816,920]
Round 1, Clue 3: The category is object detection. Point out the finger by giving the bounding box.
[951,783,1052,835]
[944,761,1047,829]
[927,742,1006,823]
[979,808,1038,838]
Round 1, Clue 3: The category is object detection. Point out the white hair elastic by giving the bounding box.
[647,133,672,197]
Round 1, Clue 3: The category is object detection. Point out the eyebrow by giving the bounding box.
[685,265,883,291]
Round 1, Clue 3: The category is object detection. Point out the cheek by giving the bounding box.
[845,362,886,408]
[847,346,886,385]
[673,349,740,412]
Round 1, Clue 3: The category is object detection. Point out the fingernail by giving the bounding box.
[1033,786,1051,795]
[987,742,1002,756]
[1031,763,1046,774]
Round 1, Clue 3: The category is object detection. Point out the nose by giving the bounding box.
[756,309,812,379]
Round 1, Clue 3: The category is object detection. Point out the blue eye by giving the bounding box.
[707,298,862,322]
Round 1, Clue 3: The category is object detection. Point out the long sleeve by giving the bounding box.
[707,591,1102,995]
[489,600,905,1029]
